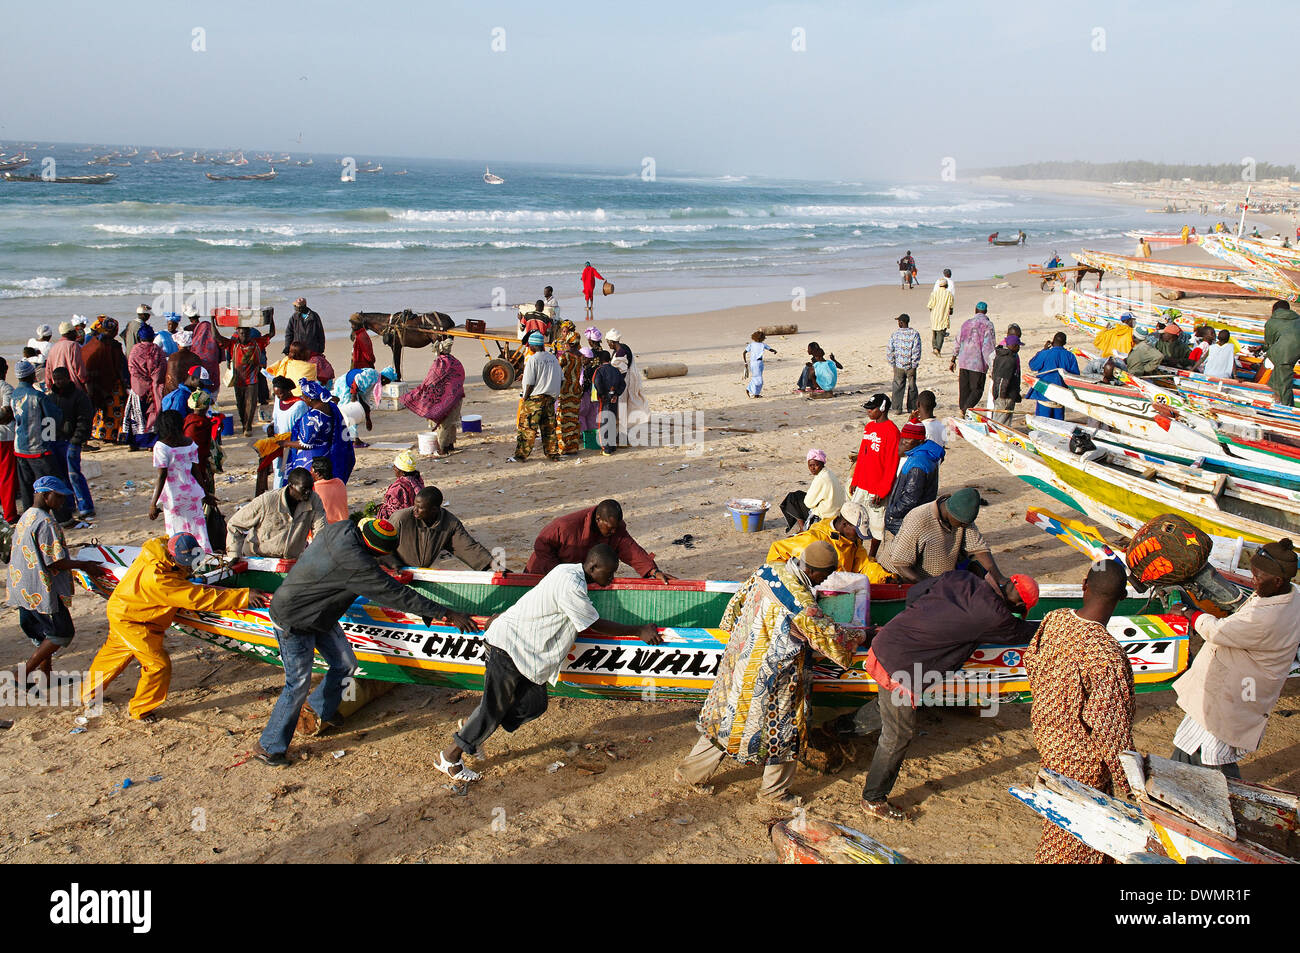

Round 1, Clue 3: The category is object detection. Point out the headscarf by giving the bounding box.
[393,449,419,473]
[584,327,602,343]
[173,330,193,348]
[806,448,827,463]
[101,317,119,336]
[580,346,594,359]
[299,379,330,402]
[605,327,622,343]
[137,324,156,343]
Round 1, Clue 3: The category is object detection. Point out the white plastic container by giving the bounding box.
[417,432,438,455]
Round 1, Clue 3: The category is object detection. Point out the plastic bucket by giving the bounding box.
[417,432,438,455]
[220,414,234,436]
[339,401,366,428]
[726,498,769,533]
[462,414,483,433]
[581,429,599,450]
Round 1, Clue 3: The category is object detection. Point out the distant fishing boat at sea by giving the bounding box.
[483,166,504,184]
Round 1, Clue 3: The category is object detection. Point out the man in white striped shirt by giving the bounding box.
[435,544,661,782]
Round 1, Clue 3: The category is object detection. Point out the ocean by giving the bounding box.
[0,144,1148,346]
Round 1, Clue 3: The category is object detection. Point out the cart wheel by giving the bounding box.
[1040,278,1052,292]
[483,358,516,390]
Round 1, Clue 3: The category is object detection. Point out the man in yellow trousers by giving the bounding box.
[81,533,272,721]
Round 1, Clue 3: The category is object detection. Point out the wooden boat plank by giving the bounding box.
[1143,753,1236,839]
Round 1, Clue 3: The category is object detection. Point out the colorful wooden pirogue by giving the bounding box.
[1011,750,1300,863]
[72,544,1192,706]
[1072,248,1299,299]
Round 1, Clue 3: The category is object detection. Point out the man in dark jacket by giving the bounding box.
[855,570,1040,820]
[524,499,671,581]
[283,297,325,357]
[1264,299,1300,406]
[48,367,95,521]
[883,422,944,536]
[990,335,1022,425]
[590,349,625,455]
[384,486,495,570]
[256,517,479,766]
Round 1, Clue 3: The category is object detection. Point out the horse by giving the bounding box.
[349,310,455,380]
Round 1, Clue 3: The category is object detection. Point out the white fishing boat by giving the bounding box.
[483,166,504,184]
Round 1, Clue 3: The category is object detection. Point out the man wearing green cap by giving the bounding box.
[883,488,1007,586]
[509,331,562,463]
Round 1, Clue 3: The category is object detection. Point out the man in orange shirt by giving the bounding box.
[311,458,349,523]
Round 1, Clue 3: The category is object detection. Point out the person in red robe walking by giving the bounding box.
[581,261,605,319]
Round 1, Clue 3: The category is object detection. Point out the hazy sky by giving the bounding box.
[1,0,1292,181]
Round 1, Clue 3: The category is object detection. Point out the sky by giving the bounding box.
[1,0,1293,181]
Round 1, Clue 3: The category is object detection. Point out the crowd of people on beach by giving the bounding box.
[5,259,1300,865]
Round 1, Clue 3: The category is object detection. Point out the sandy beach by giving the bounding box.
[4,242,1299,867]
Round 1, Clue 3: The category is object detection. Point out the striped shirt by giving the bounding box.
[486,563,600,685]
[883,498,988,576]
[1173,714,1250,765]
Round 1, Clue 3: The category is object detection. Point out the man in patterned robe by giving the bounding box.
[675,540,861,807]
[1023,560,1135,863]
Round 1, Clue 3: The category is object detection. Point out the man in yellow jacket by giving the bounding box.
[766,501,892,582]
[81,534,272,721]
[1092,313,1135,359]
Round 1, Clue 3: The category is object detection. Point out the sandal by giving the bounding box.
[436,751,481,783]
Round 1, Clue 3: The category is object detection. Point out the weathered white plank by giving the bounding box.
[1145,753,1236,840]
[1010,770,1159,861]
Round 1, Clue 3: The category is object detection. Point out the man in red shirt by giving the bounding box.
[580,261,605,319]
[849,393,900,559]
[525,499,673,581]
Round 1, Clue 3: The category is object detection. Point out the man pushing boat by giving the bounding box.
[436,544,660,783]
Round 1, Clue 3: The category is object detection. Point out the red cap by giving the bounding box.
[900,421,926,440]
[1010,573,1039,610]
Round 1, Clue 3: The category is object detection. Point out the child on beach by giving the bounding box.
[743,331,777,397]
[148,410,212,551]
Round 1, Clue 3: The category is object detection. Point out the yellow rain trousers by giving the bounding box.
[82,537,251,719]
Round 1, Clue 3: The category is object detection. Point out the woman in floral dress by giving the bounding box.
[147,409,211,551]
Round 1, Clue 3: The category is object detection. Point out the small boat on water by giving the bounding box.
[0,154,31,172]
[72,544,1193,706]
[356,163,382,174]
[206,169,277,181]
[483,166,504,184]
[3,171,117,184]
[988,230,1026,246]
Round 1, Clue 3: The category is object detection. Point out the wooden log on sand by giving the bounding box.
[643,363,688,380]
[759,324,798,336]
[296,678,395,735]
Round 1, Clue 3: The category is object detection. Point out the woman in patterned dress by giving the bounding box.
[147,409,212,551]
[400,338,465,455]
[555,328,584,454]
[84,317,128,443]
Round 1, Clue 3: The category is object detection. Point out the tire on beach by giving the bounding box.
[483,358,516,390]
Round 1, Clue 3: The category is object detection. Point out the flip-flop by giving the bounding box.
[436,751,481,783]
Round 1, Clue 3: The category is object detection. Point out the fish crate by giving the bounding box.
[213,306,273,328]
[379,381,416,410]
[464,318,487,335]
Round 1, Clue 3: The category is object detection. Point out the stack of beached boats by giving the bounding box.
[1073,248,1300,299]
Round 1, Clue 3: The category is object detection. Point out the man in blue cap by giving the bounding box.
[1028,331,1081,420]
[508,331,562,462]
[10,360,70,523]
[5,476,107,686]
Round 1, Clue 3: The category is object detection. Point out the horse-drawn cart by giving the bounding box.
[349,310,528,388]
[1029,262,1105,292]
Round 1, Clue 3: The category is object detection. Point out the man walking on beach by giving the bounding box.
[257,517,477,765]
[437,544,660,783]
[508,331,562,462]
[6,477,107,686]
[950,302,996,415]
[926,279,954,355]
[886,314,922,414]
[1264,299,1300,406]
[898,251,916,289]
[581,262,605,319]
[1023,559,1134,863]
